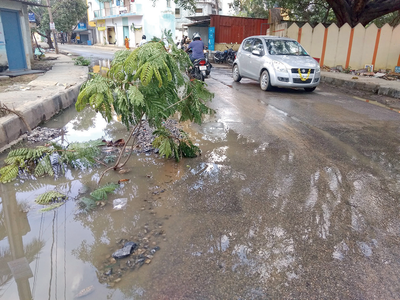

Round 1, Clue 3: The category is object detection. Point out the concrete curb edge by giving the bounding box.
[0,83,83,151]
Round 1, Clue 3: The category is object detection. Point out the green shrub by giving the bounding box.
[74,56,91,66]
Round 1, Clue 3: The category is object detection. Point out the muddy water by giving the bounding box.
[1,83,400,299]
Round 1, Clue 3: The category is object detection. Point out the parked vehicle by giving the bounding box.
[226,45,236,65]
[232,36,320,92]
[214,49,227,64]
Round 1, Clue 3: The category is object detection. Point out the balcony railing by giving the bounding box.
[92,4,136,19]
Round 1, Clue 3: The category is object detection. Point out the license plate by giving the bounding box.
[199,66,207,71]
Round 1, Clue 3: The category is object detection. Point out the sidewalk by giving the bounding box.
[321,71,400,101]
[1,53,400,152]
[0,53,88,151]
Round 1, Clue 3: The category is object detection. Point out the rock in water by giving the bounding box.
[112,241,137,259]
[74,285,94,298]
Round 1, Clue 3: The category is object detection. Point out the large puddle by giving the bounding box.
[1,94,400,299]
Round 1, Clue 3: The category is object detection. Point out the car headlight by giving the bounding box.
[316,64,321,73]
[273,60,287,73]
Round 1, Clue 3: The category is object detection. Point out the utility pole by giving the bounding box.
[46,0,59,54]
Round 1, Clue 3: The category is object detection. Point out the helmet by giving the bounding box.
[142,35,146,39]
[192,32,201,41]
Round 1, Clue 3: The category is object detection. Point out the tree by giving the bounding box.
[233,0,336,23]
[75,32,214,182]
[326,0,400,27]
[372,10,400,27]
[233,0,400,27]
[30,0,87,48]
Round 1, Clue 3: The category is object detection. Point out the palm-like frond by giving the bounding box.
[35,191,66,204]
[90,183,119,200]
[0,140,105,183]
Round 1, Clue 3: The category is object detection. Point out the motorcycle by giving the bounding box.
[191,58,208,81]
[203,48,212,77]
[187,48,212,81]
[226,46,236,65]
[214,49,227,64]
[214,43,236,65]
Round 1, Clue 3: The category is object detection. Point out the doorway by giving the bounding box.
[134,28,142,47]
[0,9,27,70]
[107,27,116,44]
[123,26,129,46]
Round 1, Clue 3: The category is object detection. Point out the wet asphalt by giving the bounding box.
[141,68,400,299]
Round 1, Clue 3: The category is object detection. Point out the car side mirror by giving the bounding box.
[252,49,261,56]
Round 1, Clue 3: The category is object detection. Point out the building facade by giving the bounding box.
[88,0,176,48]
[175,0,235,41]
[87,0,236,47]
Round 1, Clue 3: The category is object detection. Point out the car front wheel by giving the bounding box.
[232,64,242,82]
[260,70,272,91]
[304,87,316,92]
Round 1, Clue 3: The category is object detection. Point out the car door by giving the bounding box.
[238,38,254,78]
[247,38,266,80]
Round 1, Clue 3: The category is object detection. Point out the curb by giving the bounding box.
[321,74,400,100]
[0,82,84,151]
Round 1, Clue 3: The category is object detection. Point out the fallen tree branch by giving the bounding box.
[0,103,32,132]
[97,113,144,184]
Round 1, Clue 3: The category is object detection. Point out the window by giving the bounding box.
[252,38,264,55]
[242,38,253,52]
[195,8,203,13]
[264,39,308,56]
[175,8,181,18]
[166,0,171,7]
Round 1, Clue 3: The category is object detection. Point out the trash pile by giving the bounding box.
[322,65,400,81]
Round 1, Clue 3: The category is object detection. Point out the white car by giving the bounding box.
[233,36,320,92]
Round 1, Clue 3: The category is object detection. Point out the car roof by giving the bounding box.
[244,35,296,42]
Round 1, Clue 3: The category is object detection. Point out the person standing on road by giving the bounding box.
[125,36,130,49]
[139,35,146,46]
[185,33,205,62]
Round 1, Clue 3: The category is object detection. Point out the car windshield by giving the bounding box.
[264,39,309,56]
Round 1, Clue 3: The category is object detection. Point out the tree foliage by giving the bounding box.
[30,0,87,48]
[76,31,214,170]
[233,0,400,27]
[0,140,104,183]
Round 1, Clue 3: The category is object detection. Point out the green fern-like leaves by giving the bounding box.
[0,140,104,183]
[35,191,66,205]
[76,75,114,122]
[0,164,20,183]
[90,183,119,200]
[39,202,65,212]
[179,130,201,158]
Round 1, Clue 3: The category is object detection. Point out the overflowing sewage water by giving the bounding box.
[1,85,400,299]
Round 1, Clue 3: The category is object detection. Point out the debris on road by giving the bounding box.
[323,64,400,81]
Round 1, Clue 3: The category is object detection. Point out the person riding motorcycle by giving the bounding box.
[185,32,205,62]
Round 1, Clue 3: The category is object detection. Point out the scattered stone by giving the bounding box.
[145,259,151,264]
[114,278,122,283]
[27,126,65,143]
[150,246,160,254]
[112,241,137,259]
[104,268,113,276]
